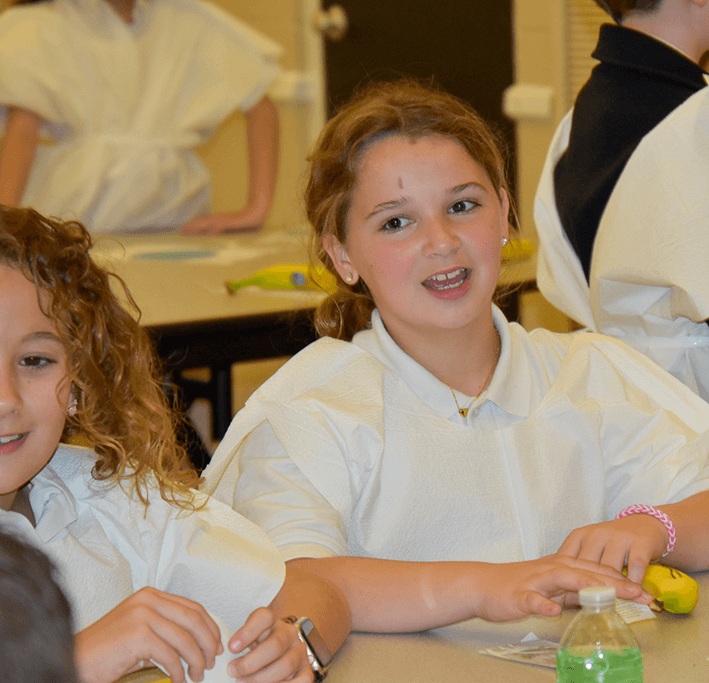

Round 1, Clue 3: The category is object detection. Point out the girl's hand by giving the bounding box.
[557,515,669,583]
[180,211,263,235]
[74,587,223,683]
[228,607,312,683]
[473,555,652,622]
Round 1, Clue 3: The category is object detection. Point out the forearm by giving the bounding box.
[0,107,41,206]
[287,556,481,633]
[270,562,351,658]
[659,490,709,570]
[243,95,279,223]
[288,554,648,632]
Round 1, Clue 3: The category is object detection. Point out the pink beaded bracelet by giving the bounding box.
[616,504,676,557]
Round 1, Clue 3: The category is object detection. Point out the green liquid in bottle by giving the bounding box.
[556,647,643,683]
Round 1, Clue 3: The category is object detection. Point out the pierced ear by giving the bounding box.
[323,234,360,285]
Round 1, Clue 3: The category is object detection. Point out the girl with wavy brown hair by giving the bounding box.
[206,80,709,632]
[0,206,350,683]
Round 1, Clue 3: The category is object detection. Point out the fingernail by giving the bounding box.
[229,639,242,653]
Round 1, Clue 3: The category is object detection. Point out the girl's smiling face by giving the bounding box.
[325,134,509,348]
[0,264,71,511]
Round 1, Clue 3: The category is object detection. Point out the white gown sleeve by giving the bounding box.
[232,422,349,561]
[0,6,78,130]
[141,492,286,632]
[204,338,385,561]
[558,334,709,517]
[534,108,595,330]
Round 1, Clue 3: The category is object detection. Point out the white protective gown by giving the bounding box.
[204,308,709,564]
[0,0,281,233]
[0,444,285,634]
[535,86,709,401]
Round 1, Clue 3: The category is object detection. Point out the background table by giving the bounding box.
[92,229,325,444]
[122,570,707,682]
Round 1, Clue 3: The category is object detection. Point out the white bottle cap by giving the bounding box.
[579,586,616,607]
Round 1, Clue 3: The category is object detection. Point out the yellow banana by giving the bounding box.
[501,238,534,264]
[635,565,699,614]
[226,264,337,294]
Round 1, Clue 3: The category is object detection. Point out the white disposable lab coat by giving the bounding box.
[0,0,281,233]
[535,87,709,400]
[205,308,709,563]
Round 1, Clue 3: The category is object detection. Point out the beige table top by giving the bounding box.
[90,228,326,328]
[331,570,708,683]
[122,570,707,683]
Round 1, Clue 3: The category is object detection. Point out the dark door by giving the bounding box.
[322,1,515,187]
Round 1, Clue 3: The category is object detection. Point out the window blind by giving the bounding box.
[566,0,608,107]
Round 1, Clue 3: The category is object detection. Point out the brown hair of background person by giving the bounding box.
[0,527,77,683]
[594,0,665,22]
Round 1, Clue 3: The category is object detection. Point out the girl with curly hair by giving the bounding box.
[205,80,709,631]
[0,206,349,683]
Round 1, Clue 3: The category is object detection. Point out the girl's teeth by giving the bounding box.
[425,268,468,289]
[0,434,23,445]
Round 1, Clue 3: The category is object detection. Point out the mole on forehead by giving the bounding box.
[398,177,403,189]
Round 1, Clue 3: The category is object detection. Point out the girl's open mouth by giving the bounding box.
[422,268,470,291]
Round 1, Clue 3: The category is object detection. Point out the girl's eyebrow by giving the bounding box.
[366,181,490,219]
[450,181,488,194]
[23,331,63,344]
[367,197,409,219]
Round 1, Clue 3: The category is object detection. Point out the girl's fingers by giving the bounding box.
[230,644,309,683]
[625,550,653,585]
[145,612,215,682]
[145,593,222,666]
[230,607,278,654]
[229,619,310,683]
[232,628,291,675]
[556,533,583,558]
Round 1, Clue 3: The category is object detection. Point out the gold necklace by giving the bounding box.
[446,329,501,418]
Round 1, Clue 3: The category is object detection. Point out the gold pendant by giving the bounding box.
[458,407,469,418]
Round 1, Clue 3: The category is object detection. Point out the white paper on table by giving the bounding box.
[479,632,559,669]
[615,598,657,624]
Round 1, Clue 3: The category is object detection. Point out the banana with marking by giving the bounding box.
[640,565,699,614]
[226,264,337,294]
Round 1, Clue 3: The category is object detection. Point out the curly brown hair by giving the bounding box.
[0,206,199,507]
[304,79,514,341]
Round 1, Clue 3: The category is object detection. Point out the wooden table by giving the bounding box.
[91,229,325,441]
[123,570,707,683]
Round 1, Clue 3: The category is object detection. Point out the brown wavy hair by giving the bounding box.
[305,79,514,341]
[0,207,199,508]
[593,0,663,22]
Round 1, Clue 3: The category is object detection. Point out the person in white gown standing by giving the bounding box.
[0,0,281,235]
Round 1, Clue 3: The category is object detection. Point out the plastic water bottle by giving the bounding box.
[556,586,643,682]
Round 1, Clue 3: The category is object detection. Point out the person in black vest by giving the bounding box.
[555,0,709,278]
[535,0,709,401]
